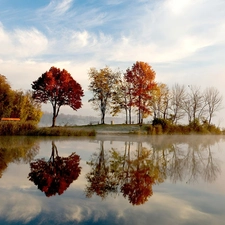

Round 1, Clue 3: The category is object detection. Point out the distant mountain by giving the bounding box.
[39,112,127,127]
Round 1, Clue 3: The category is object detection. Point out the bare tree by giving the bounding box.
[169,83,186,124]
[183,85,206,124]
[203,87,223,125]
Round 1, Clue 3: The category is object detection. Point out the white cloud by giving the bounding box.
[166,0,196,15]
[39,0,73,15]
[0,25,48,59]
[13,28,48,57]
[54,0,73,14]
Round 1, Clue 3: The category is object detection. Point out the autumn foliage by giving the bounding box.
[32,67,84,127]
[88,66,121,124]
[125,61,156,124]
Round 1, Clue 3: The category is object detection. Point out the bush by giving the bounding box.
[0,121,37,135]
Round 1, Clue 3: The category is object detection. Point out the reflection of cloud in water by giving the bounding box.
[0,187,225,224]
[0,190,42,223]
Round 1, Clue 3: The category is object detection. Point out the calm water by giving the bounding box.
[0,135,225,225]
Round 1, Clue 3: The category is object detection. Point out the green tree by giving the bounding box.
[0,75,41,123]
[0,75,14,118]
[10,90,42,123]
[32,66,84,127]
[88,66,121,124]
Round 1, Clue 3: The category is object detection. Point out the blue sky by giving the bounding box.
[0,0,225,126]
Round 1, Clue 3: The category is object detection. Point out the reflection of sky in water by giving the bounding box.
[0,135,225,225]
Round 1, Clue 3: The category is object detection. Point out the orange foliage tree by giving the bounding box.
[124,61,156,124]
[31,67,84,127]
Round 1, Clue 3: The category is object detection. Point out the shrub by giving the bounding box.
[0,121,37,135]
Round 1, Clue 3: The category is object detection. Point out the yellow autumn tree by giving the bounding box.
[88,66,121,124]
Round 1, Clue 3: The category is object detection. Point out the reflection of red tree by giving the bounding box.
[28,142,81,197]
[121,169,154,205]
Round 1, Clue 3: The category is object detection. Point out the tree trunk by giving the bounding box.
[52,104,60,127]
[128,107,132,124]
[125,108,128,124]
[101,113,105,124]
[52,116,56,127]
[52,105,57,127]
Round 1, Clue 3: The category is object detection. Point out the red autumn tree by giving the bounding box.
[124,61,156,124]
[31,66,84,127]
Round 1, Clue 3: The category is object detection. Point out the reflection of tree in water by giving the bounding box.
[85,137,222,205]
[0,136,39,178]
[167,137,221,184]
[28,141,81,197]
[121,145,153,205]
[85,141,119,199]
[85,141,165,205]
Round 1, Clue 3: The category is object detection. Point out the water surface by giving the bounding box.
[0,135,225,225]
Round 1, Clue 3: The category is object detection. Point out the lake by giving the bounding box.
[0,135,225,225]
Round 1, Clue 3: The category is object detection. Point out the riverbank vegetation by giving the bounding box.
[0,121,96,136]
[0,119,223,136]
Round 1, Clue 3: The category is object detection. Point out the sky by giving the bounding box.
[0,0,225,127]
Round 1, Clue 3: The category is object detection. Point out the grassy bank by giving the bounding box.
[0,121,223,136]
[82,122,223,135]
[0,121,96,136]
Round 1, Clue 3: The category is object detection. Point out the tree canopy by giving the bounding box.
[124,61,157,124]
[32,66,84,127]
[88,66,121,124]
[0,75,42,123]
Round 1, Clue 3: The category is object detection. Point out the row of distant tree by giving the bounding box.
[1,61,223,127]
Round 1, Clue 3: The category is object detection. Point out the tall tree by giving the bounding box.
[124,61,156,124]
[203,87,223,125]
[32,66,84,127]
[150,83,170,120]
[183,85,206,124]
[88,66,121,124]
[169,83,186,124]
[110,77,131,124]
